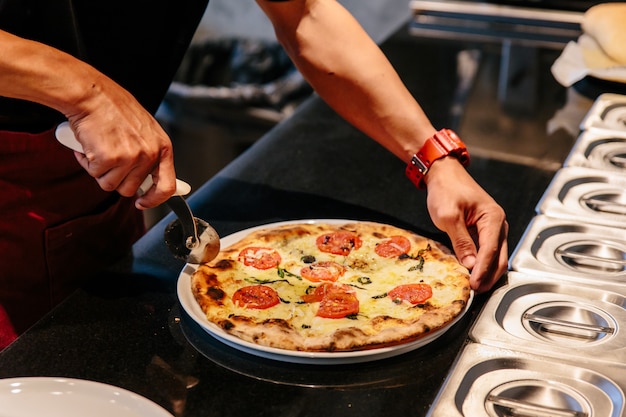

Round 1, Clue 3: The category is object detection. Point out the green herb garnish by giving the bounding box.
[244,277,291,285]
[357,276,372,285]
[277,267,302,280]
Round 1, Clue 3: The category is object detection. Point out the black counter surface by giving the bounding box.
[0,23,568,417]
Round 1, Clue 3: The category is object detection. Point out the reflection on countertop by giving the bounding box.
[457,43,592,170]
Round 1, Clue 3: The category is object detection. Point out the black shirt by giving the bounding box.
[0,0,210,130]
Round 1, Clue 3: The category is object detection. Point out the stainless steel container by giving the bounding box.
[564,129,626,175]
[428,90,626,417]
[580,93,626,133]
[426,343,626,417]
[536,166,626,228]
[509,214,626,285]
[470,271,626,364]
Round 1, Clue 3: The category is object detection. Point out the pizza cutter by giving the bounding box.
[54,122,220,264]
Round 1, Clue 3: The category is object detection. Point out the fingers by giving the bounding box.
[469,218,509,293]
[444,213,508,293]
[425,162,509,293]
[135,153,177,210]
[69,120,177,209]
[74,151,147,195]
[445,221,478,271]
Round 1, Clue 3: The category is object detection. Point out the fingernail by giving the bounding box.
[461,255,476,269]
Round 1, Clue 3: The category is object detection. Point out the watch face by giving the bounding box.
[437,129,463,149]
[436,130,470,166]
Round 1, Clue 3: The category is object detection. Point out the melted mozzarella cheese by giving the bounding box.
[216,227,467,338]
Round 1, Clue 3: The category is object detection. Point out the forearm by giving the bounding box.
[258,0,509,292]
[0,29,108,119]
[257,0,436,163]
[0,29,177,208]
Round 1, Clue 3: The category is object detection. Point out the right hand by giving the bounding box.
[0,29,178,209]
[65,74,177,210]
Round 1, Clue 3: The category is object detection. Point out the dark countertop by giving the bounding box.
[0,23,566,417]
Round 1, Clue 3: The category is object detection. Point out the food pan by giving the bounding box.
[564,129,626,174]
[470,271,626,364]
[510,215,626,285]
[536,166,626,228]
[580,93,626,133]
[427,343,626,417]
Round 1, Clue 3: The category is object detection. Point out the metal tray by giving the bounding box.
[510,215,626,285]
[536,166,626,228]
[470,271,626,364]
[564,129,626,174]
[427,343,626,417]
[580,93,626,133]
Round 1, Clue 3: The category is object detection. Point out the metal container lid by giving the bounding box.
[510,215,626,285]
[564,129,626,174]
[580,93,626,133]
[427,343,626,417]
[536,166,626,228]
[470,271,626,364]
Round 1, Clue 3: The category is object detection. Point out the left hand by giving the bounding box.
[424,157,509,293]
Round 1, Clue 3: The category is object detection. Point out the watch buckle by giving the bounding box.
[410,154,429,175]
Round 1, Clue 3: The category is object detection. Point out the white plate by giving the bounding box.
[0,377,173,417]
[177,219,473,365]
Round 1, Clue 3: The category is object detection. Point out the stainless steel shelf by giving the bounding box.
[409,0,583,48]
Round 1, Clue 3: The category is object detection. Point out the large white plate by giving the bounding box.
[0,377,173,417]
[177,219,473,365]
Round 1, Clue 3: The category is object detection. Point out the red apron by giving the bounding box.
[0,128,145,337]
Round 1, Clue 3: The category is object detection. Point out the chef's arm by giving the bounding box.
[0,30,98,117]
[0,29,175,209]
[257,0,509,293]
[256,0,436,163]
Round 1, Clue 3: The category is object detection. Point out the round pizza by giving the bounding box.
[189,221,471,352]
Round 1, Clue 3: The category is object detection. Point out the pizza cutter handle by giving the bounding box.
[55,121,220,263]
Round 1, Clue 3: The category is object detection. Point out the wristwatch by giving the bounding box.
[405,129,470,189]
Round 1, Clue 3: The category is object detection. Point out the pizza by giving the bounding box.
[189,221,471,352]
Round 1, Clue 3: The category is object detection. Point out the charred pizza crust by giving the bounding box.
[190,221,471,352]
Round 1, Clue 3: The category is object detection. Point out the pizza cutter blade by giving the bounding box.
[162,196,220,264]
[54,122,221,264]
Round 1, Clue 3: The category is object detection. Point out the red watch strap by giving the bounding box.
[405,129,470,189]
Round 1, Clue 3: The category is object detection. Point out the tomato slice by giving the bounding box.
[316,231,362,256]
[301,282,349,303]
[317,291,359,319]
[388,283,432,305]
[302,282,330,303]
[300,261,346,282]
[301,283,359,318]
[238,247,281,270]
[375,235,411,258]
[232,285,280,309]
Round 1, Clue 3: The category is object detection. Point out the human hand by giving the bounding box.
[0,30,177,209]
[65,76,176,209]
[423,157,509,293]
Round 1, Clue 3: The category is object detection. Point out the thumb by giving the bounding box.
[446,223,478,271]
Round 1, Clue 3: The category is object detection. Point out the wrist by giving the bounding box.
[405,129,470,189]
[59,66,109,117]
